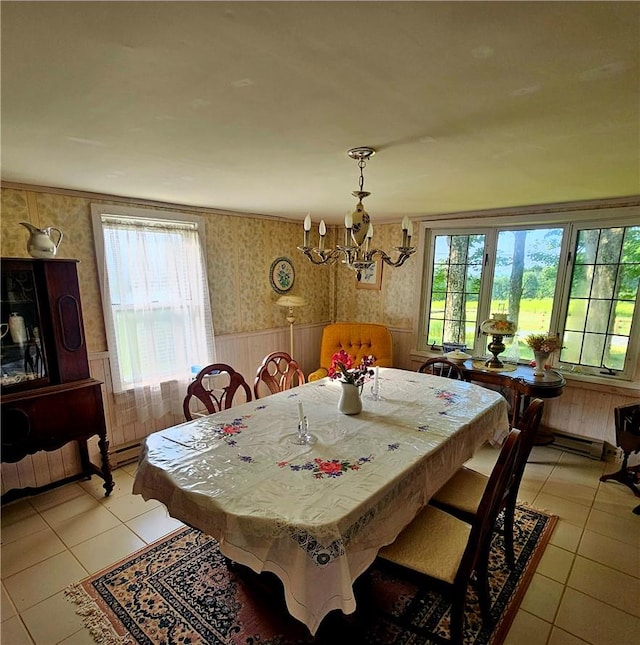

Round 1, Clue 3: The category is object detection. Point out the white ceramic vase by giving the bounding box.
[533,351,550,377]
[338,382,363,415]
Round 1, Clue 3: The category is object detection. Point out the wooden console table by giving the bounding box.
[459,360,566,445]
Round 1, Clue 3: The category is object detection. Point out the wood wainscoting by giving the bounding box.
[1,322,330,496]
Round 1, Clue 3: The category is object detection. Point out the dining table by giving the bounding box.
[133,367,509,635]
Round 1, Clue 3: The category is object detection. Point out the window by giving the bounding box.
[418,206,639,381]
[92,205,215,400]
[560,224,640,372]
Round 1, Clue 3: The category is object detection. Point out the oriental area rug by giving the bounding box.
[65,505,556,645]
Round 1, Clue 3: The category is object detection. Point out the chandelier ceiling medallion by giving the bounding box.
[298,147,416,280]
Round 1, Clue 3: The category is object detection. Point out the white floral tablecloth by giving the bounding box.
[133,367,509,634]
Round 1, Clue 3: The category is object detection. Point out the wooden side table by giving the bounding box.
[459,361,566,445]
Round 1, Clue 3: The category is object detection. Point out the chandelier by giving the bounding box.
[298,147,416,280]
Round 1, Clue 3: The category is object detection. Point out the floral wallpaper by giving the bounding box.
[1,187,417,354]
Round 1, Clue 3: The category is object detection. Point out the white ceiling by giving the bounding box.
[1,1,639,224]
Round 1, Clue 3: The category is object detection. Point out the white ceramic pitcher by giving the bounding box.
[20,222,63,259]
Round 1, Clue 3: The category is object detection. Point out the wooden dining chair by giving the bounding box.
[183,363,252,420]
[418,357,469,381]
[253,351,305,399]
[430,398,544,568]
[377,429,522,645]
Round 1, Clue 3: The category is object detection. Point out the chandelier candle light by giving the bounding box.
[298,147,416,280]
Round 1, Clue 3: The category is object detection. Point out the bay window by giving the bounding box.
[418,206,639,381]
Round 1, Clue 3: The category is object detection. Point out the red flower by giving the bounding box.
[317,460,343,474]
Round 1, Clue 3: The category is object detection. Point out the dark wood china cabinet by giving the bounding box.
[1,258,113,503]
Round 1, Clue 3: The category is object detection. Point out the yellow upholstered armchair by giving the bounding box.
[308,322,394,381]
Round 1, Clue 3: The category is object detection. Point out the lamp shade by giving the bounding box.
[276,295,308,308]
[480,313,517,337]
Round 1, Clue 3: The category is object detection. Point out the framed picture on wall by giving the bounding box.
[356,260,382,290]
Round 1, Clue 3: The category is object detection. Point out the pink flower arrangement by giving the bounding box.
[525,333,564,354]
[328,349,375,387]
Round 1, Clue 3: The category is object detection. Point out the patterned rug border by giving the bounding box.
[490,509,557,644]
[65,506,558,645]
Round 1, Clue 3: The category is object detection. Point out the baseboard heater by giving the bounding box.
[108,440,143,468]
[549,430,604,460]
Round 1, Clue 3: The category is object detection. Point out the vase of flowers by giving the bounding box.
[525,333,563,377]
[329,350,375,415]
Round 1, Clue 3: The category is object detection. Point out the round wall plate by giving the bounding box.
[269,257,295,294]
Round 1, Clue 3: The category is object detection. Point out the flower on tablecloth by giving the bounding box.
[278,455,374,478]
[328,350,375,387]
[435,389,459,404]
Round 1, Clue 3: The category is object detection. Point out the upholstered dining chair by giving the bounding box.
[377,429,522,645]
[253,351,305,399]
[308,322,393,381]
[430,398,545,568]
[417,357,469,381]
[183,363,252,421]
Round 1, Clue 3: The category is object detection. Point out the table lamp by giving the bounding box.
[480,313,517,369]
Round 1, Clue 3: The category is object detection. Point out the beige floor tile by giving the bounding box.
[555,588,640,644]
[546,466,603,490]
[3,551,88,613]
[516,481,544,505]
[20,590,87,645]
[57,628,97,645]
[78,467,135,501]
[70,525,145,575]
[0,500,37,528]
[549,520,583,553]
[536,545,575,584]
[548,626,591,644]
[593,482,640,518]
[503,609,552,645]
[1,513,49,545]
[121,461,139,477]
[39,493,102,528]
[1,615,34,644]
[99,490,160,521]
[28,484,87,513]
[2,583,17,620]
[567,556,640,618]
[540,478,597,508]
[585,507,639,548]
[532,492,591,528]
[52,504,122,547]
[520,462,556,486]
[1,528,67,578]
[520,572,564,622]
[578,529,640,578]
[126,505,184,544]
[530,446,563,463]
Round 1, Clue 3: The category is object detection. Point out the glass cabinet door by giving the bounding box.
[1,263,49,389]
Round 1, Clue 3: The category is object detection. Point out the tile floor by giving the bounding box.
[1,445,639,644]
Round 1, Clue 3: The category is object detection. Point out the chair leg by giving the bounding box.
[475,556,493,625]
[503,502,516,568]
[449,589,466,645]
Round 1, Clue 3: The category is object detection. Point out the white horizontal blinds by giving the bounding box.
[101,214,215,418]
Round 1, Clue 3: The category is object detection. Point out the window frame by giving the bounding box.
[415,202,640,383]
[91,203,215,393]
